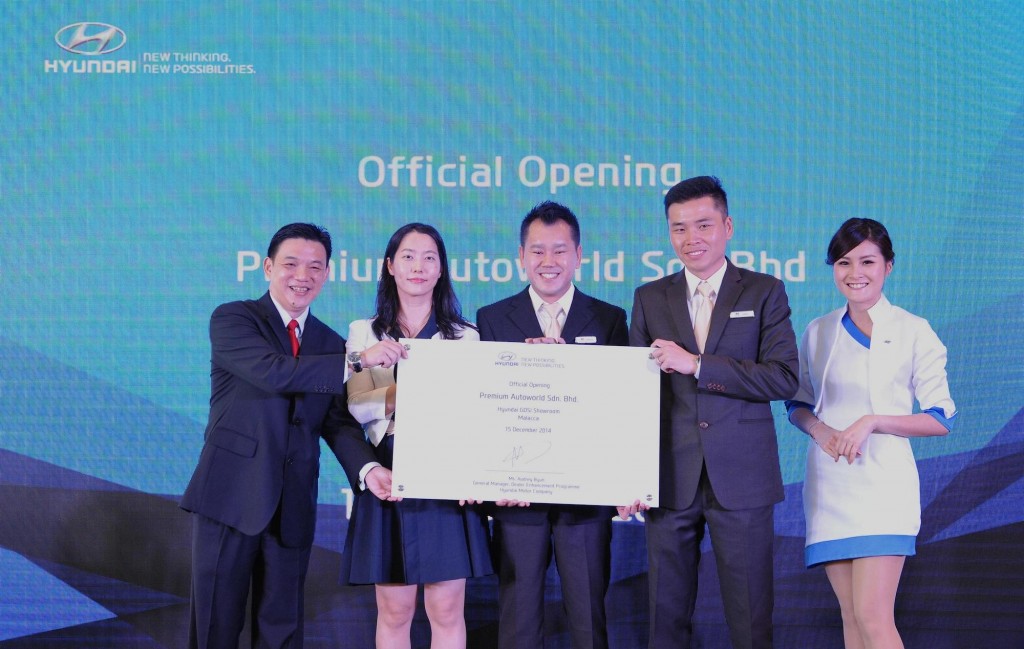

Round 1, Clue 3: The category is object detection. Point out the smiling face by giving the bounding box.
[519,218,581,302]
[263,237,329,318]
[832,239,893,310]
[386,231,442,300]
[667,195,733,279]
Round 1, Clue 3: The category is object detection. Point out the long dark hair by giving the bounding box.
[371,223,475,340]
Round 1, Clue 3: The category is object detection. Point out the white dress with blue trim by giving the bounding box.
[789,296,957,567]
[802,314,921,566]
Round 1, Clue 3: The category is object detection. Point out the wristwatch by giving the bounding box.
[347,351,364,373]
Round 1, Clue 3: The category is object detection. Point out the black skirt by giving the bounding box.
[340,434,493,585]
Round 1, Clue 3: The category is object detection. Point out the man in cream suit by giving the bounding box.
[477,201,628,649]
[627,177,799,649]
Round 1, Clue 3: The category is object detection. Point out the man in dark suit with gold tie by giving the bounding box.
[627,177,799,648]
[476,201,628,649]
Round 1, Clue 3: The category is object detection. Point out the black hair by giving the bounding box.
[371,223,475,340]
[826,218,895,265]
[519,201,581,247]
[663,175,728,217]
[266,223,332,261]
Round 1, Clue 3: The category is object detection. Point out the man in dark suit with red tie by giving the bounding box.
[476,201,628,649]
[626,177,799,648]
[180,223,402,649]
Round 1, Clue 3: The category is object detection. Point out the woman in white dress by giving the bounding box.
[787,218,956,649]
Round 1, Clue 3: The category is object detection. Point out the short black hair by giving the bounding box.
[519,201,581,247]
[267,223,332,261]
[826,218,895,266]
[663,175,728,217]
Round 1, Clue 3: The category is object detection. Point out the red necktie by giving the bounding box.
[287,319,300,357]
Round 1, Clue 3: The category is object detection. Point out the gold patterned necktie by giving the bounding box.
[693,281,714,353]
[541,302,564,338]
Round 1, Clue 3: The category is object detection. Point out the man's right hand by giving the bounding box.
[649,339,699,375]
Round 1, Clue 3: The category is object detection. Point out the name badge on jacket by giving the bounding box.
[730,310,755,318]
[575,335,597,343]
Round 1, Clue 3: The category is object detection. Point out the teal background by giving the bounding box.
[1,2,1022,646]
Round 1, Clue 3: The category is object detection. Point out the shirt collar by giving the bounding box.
[683,260,728,300]
[528,283,576,315]
[865,293,893,323]
[268,294,310,336]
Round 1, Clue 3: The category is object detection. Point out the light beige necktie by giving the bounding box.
[541,302,564,338]
[693,281,714,353]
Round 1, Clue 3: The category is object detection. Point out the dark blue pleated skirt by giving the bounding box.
[340,434,493,585]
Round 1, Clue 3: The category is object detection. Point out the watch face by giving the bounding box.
[347,351,363,371]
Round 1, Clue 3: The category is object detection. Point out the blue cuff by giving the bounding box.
[785,400,814,418]
[924,406,957,431]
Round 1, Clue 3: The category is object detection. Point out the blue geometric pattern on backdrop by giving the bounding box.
[0,337,203,495]
[0,548,115,642]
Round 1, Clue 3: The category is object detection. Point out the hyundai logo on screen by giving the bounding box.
[55,23,127,55]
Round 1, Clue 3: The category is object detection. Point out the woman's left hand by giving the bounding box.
[365,466,402,502]
[827,415,876,464]
[362,339,408,369]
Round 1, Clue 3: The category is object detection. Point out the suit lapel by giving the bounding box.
[560,291,595,343]
[704,262,743,354]
[258,292,293,355]
[667,273,700,352]
[300,314,325,353]
[506,289,544,339]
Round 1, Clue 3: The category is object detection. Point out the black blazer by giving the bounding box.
[476,287,628,525]
[629,262,799,510]
[180,292,373,547]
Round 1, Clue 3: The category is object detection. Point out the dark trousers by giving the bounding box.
[646,469,775,649]
[494,516,612,649]
[189,513,312,649]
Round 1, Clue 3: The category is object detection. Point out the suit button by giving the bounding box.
[293,417,303,425]
[698,421,709,429]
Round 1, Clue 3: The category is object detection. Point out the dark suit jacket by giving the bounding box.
[629,262,799,511]
[476,287,628,525]
[180,292,374,548]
